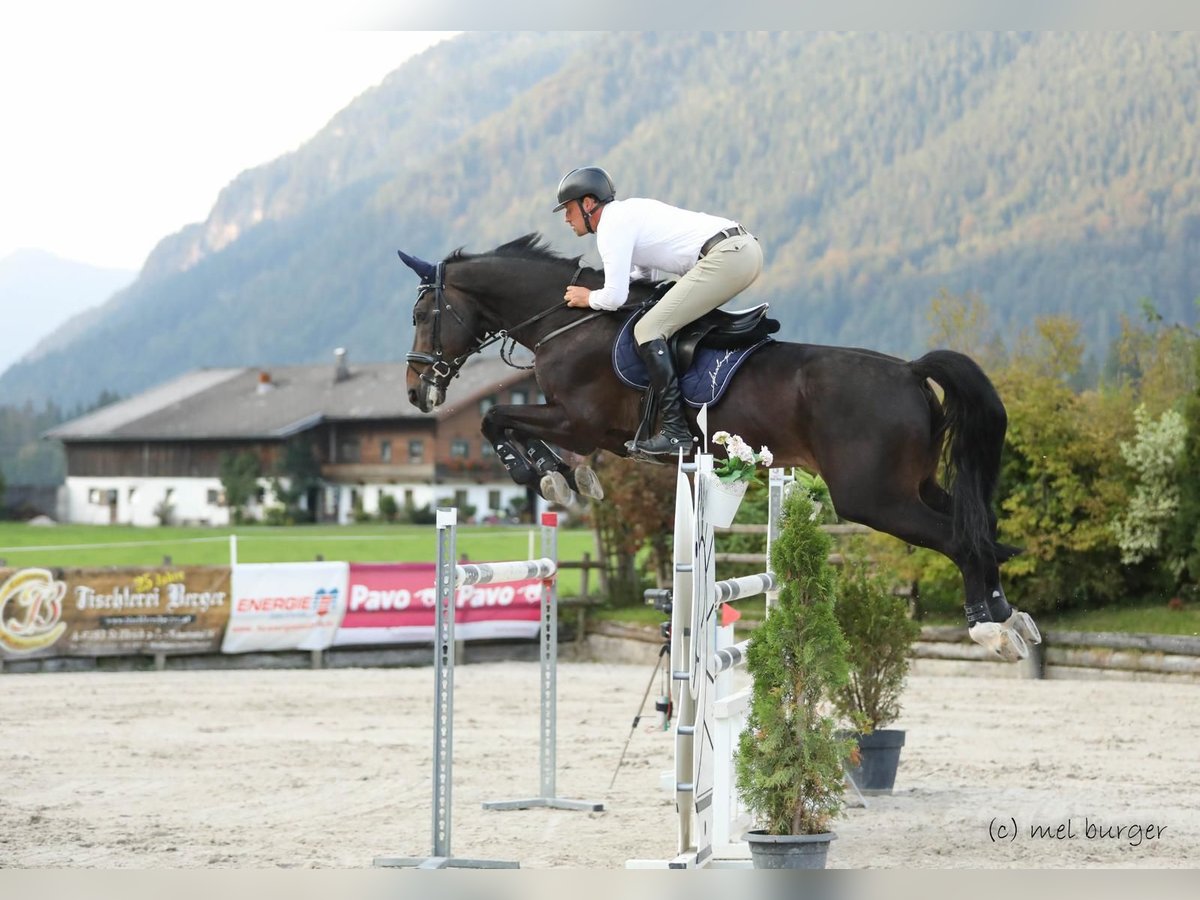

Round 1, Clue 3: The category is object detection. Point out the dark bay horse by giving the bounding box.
[398,234,1039,661]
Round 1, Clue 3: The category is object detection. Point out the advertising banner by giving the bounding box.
[0,566,230,660]
[222,561,349,653]
[332,562,544,647]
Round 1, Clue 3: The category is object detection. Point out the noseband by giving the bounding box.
[405,261,589,392]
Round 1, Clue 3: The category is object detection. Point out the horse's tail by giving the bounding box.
[909,350,1007,560]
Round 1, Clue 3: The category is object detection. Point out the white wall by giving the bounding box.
[62,476,542,527]
[62,476,233,527]
[335,481,538,524]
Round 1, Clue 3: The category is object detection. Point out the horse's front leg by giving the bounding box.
[482,404,604,504]
[480,409,539,488]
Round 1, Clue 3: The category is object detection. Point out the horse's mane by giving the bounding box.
[448,233,583,269]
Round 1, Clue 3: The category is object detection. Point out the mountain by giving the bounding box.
[0,249,135,375]
[2,31,1199,412]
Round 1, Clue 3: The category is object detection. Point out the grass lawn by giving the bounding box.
[0,522,601,597]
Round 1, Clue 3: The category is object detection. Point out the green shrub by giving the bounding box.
[833,548,921,731]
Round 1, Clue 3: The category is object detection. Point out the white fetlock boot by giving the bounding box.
[1001,606,1042,646]
[969,621,1029,662]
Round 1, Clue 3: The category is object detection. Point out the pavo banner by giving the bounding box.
[332,562,543,646]
[0,566,230,659]
[221,562,349,653]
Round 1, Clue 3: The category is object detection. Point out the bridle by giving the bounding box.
[405,260,597,393]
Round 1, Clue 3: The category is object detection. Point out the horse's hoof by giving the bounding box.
[1003,609,1042,645]
[539,472,574,506]
[572,466,604,501]
[968,621,1029,662]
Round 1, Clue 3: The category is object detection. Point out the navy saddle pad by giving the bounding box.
[612,311,773,408]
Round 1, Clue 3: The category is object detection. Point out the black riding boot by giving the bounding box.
[633,339,694,456]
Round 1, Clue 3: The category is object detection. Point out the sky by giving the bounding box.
[0,28,455,272]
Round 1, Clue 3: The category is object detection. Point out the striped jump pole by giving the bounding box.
[374,508,562,870]
[483,512,604,813]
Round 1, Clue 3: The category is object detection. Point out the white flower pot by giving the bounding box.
[702,474,748,528]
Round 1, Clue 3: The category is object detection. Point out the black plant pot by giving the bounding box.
[745,831,836,869]
[846,728,906,795]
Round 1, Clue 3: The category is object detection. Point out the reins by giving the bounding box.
[406,263,596,388]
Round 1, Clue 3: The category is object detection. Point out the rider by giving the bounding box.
[556,166,763,456]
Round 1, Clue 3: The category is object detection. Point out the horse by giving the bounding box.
[397,233,1040,661]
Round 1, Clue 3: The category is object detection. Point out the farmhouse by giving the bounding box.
[45,351,546,526]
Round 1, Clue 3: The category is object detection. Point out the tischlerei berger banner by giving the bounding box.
[0,566,231,660]
[332,562,543,647]
[221,561,349,653]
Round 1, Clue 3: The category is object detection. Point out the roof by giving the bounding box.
[46,355,536,442]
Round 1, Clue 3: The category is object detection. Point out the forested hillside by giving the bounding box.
[2,31,1198,412]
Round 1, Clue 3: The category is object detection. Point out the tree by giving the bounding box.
[271,438,322,523]
[1163,335,1200,589]
[219,451,262,524]
[587,452,677,606]
[378,493,400,523]
[1111,405,1187,568]
[736,486,853,836]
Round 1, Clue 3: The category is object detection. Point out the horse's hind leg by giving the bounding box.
[921,480,1040,648]
[834,480,1027,661]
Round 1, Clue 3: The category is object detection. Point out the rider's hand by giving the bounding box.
[564,286,591,309]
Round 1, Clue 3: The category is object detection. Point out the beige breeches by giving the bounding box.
[633,234,764,344]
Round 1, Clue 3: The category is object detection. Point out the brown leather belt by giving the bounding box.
[699,225,750,258]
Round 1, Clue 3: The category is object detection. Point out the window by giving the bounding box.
[337,437,361,463]
[451,439,470,458]
[481,439,495,457]
[409,439,425,463]
[380,440,392,463]
[488,489,501,512]
[206,489,223,505]
[510,389,528,405]
[479,395,496,413]
[88,488,119,505]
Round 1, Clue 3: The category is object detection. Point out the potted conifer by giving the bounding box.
[833,551,922,795]
[734,485,855,869]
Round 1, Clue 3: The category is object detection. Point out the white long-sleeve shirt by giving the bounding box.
[587,198,738,310]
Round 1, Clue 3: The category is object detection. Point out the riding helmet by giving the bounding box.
[553,166,616,211]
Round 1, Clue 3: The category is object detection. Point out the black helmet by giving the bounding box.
[553,166,615,212]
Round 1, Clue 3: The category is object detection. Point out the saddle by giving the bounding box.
[668,302,779,373]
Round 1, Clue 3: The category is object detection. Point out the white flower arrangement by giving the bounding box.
[712,431,774,484]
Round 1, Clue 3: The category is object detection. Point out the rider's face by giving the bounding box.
[564,198,591,236]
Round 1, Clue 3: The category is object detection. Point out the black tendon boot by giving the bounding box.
[633,339,694,456]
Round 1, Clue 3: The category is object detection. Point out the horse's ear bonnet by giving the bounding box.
[397,249,437,284]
